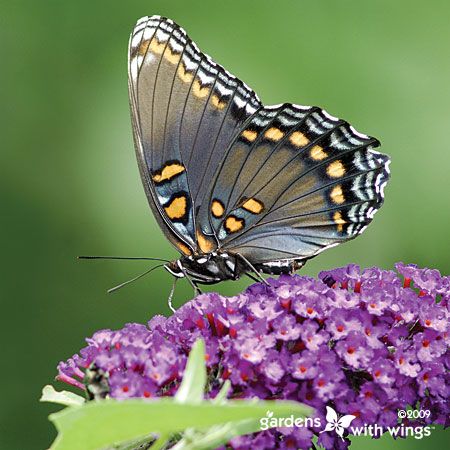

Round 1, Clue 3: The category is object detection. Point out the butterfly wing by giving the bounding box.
[338,415,357,428]
[129,15,391,265]
[325,406,339,423]
[128,16,261,256]
[196,103,390,265]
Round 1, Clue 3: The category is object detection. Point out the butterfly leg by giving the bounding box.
[236,253,269,286]
[167,278,178,313]
[193,281,203,295]
[178,265,203,296]
[185,274,202,296]
[246,272,260,283]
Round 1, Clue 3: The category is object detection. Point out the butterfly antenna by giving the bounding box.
[78,255,170,263]
[107,264,164,294]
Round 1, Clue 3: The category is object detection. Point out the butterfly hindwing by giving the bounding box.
[199,104,390,264]
[128,16,261,255]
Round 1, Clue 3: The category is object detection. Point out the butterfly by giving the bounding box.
[320,406,356,441]
[127,15,390,292]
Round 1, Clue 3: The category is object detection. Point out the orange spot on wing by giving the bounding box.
[333,211,346,232]
[211,94,227,110]
[310,145,328,161]
[137,39,151,56]
[164,195,187,220]
[242,198,264,214]
[196,230,216,253]
[330,185,345,204]
[265,127,284,141]
[225,216,245,233]
[241,129,257,142]
[211,200,225,218]
[289,131,309,148]
[176,241,192,256]
[177,62,194,83]
[149,38,165,55]
[192,79,210,98]
[327,160,346,178]
[152,163,185,183]
[164,47,181,64]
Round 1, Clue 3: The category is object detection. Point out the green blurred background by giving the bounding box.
[1,0,448,448]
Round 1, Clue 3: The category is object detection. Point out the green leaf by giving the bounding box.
[40,385,85,407]
[211,380,231,404]
[174,339,206,404]
[49,398,311,450]
[170,419,260,450]
[169,380,246,449]
[108,433,156,450]
[171,379,264,450]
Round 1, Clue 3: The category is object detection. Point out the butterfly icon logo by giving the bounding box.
[320,406,356,441]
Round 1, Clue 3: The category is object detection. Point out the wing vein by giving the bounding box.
[150,25,175,169]
[161,39,189,164]
[224,198,374,247]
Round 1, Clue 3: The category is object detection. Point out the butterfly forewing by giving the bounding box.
[128,16,261,255]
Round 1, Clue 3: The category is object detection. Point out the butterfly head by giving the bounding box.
[164,252,241,285]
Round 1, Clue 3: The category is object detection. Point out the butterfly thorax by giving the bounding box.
[164,252,244,285]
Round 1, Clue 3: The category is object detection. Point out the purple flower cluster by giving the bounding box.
[58,263,449,449]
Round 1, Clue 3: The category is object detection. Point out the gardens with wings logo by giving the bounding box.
[259,406,354,440]
[259,406,434,440]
